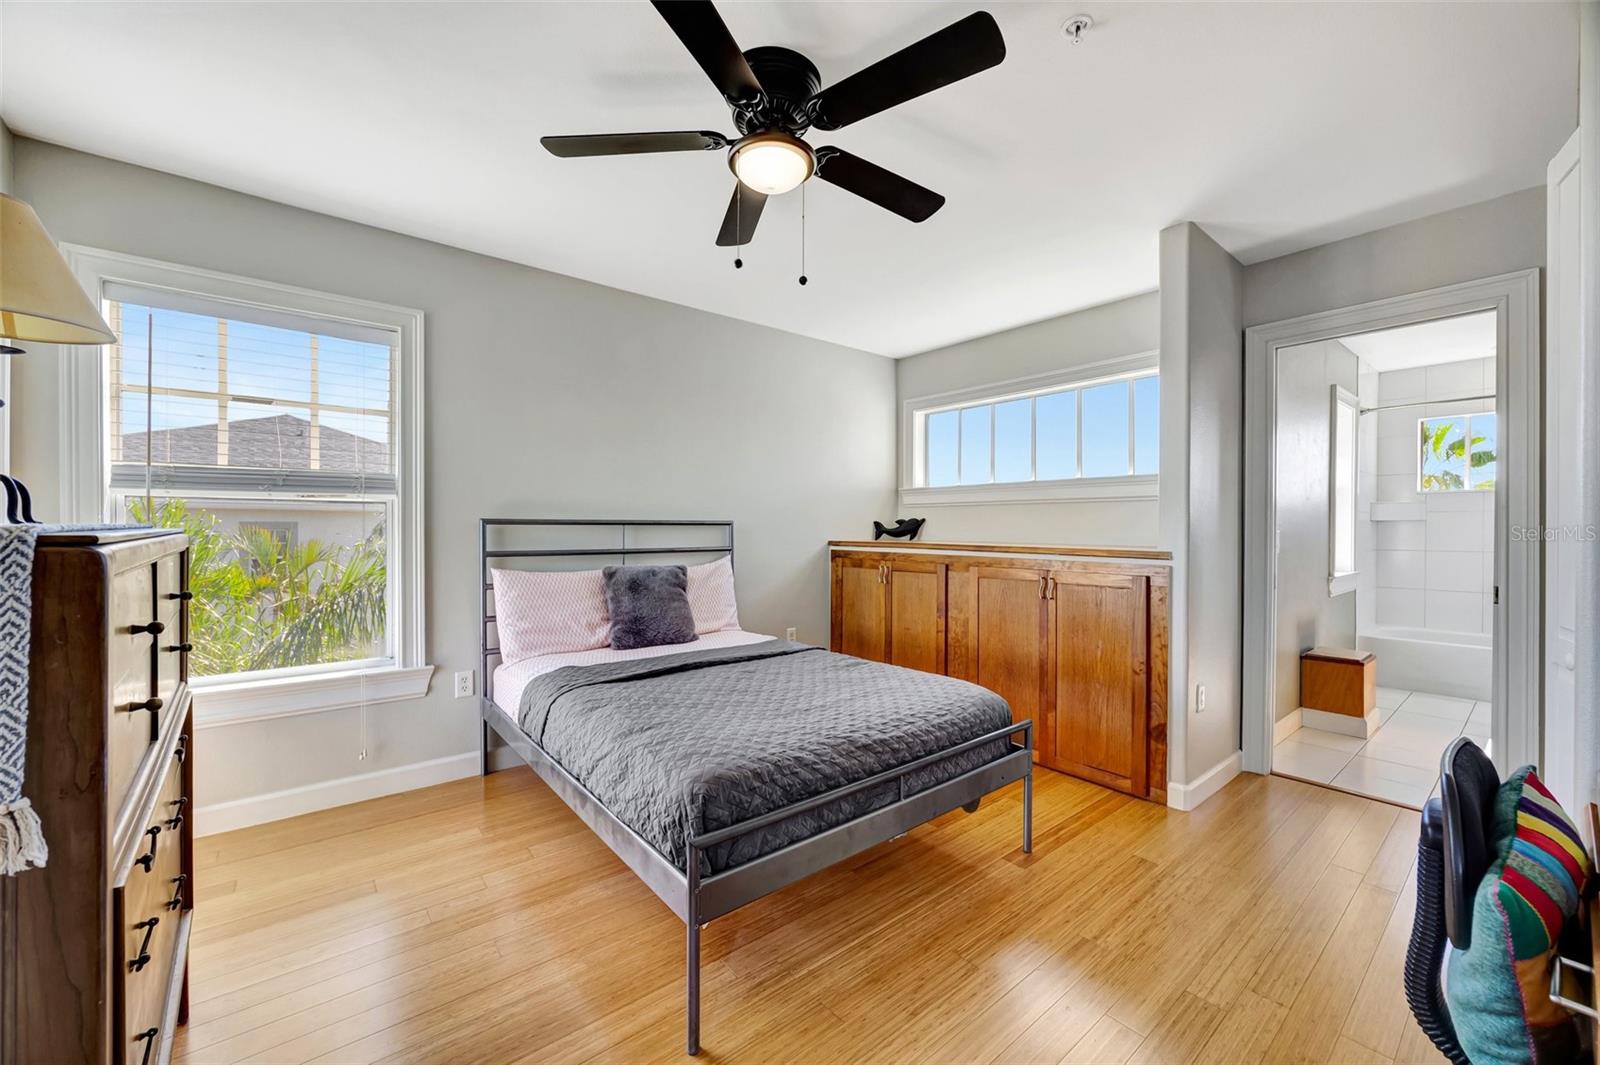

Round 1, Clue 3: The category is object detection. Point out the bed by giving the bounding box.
[478,518,1033,1055]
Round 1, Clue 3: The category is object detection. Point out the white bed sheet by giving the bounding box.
[490,629,775,719]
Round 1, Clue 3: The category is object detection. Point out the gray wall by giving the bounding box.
[893,291,1160,545]
[11,139,896,810]
[0,119,13,194]
[1159,223,1245,788]
[1244,186,1546,327]
[1273,340,1360,723]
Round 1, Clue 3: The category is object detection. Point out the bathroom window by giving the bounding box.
[1328,386,1358,596]
[1418,413,1498,492]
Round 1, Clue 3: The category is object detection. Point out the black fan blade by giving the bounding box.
[541,131,728,158]
[814,147,944,222]
[808,11,1005,131]
[651,1,763,104]
[716,184,767,246]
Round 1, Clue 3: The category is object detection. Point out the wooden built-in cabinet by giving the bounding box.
[831,543,1170,803]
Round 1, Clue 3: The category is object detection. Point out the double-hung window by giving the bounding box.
[902,354,1160,504]
[63,248,429,721]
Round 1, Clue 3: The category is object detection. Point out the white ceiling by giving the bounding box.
[1340,310,1497,373]
[0,2,1578,357]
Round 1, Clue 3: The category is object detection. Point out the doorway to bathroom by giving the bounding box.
[1241,271,1542,808]
[1269,314,1497,807]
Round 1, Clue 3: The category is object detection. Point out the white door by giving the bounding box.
[1544,130,1581,802]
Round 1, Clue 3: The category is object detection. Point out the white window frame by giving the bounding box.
[57,246,431,726]
[1328,385,1359,596]
[1416,411,1498,494]
[900,350,1160,506]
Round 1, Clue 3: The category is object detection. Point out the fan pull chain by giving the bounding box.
[733,186,744,269]
[798,183,808,286]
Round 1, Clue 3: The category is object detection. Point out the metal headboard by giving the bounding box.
[479,518,735,704]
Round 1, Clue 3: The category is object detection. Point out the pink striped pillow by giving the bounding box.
[490,567,610,664]
[686,556,740,635]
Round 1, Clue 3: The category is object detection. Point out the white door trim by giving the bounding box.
[1242,269,1542,778]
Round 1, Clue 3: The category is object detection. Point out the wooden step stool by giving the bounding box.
[1299,646,1378,738]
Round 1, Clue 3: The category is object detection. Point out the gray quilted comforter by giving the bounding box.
[517,639,1013,874]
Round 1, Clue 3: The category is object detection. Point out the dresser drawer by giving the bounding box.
[109,564,160,811]
[114,747,188,1065]
[153,552,189,716]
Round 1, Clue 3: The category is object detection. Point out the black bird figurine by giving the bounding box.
[872,518,925,541]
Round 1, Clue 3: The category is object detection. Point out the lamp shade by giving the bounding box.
[0,192,115,345]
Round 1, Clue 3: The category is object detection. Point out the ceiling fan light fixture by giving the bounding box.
[729,132,814,196]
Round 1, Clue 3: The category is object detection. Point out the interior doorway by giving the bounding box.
[1268,314,1497,807]
[1241,271,1542,802]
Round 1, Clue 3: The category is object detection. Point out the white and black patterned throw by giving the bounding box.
[0,523,142,875]
[0,525,46,874]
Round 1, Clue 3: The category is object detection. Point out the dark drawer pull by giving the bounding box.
[133,825,161,872]
[128,916,159,972]
[175,736,188,763]
[133,1027,160,1065]
[166,873,187,911]
[163,642,193,654]
[165,590,194,601]
[129,620,166,636]
[120,697,163,714]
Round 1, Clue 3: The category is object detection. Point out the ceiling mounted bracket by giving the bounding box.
[1061,15,1094,44]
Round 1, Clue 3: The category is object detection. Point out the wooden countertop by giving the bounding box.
[827,539,1172,561]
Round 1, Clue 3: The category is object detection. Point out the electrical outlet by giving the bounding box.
[785,627,797,641]
[1195,683,1207,713]
[454,670,475,699]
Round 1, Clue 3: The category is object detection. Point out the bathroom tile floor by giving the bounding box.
[1272,687,1491,809]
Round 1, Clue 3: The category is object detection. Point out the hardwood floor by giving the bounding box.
[174,768,1446,1064]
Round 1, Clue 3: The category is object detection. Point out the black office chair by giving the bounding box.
[1403,736,1500,1064]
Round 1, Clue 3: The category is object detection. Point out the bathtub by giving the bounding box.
[1357,626,1492,702]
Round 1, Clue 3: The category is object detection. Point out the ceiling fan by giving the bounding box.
[541,2,1006,249]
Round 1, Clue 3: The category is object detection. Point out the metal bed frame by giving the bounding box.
[478,518,1034,1055]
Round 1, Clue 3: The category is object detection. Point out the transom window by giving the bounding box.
[916,369,1159,489]
[1418,413,1497,492]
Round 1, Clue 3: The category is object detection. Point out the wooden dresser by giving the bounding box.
[1,529,194,1065]
[830,541,1170,803]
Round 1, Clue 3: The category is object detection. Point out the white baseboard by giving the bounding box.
[195,751,481,836]
[1167,751,1244,811]
[1273,709,1303,745]
[1301,705,1379,738]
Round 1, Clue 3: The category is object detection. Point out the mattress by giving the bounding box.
[490,628,773,718]
[508,639,1014,874]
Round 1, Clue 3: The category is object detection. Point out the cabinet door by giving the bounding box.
[886,558,946,674]
[966,565,1051,747]
[1050,571,1149,795]
[831,555,889,662]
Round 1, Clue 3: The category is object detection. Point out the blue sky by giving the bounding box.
[115,303,392,444]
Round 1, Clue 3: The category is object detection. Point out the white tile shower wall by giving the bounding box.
[1369,357,1495,634]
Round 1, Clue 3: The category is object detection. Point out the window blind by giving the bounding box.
[106,283,398,496]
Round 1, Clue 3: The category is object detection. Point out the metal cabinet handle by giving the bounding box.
[166,873,187,911]
[175,736,188,763]
[133,1027,160,1065]
[129,620,166,636]
[163,642,193,654]
[120,697,163,715]
[129,916,159,972]
[134,825,161,872]
[164,797,187,831]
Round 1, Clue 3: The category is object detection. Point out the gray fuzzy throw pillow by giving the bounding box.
[603,565,697,651]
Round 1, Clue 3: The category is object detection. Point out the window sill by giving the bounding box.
[900,475,1158,507]
[192,664,436,728]
[1328,573,1358,597]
